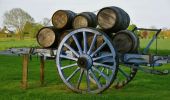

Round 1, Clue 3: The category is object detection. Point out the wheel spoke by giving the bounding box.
[57,28,118,93]
[86,70,90,91]
[90,42,107,57]
[118,67,130,80]
[77,69,84,89]
[66,67,80,81]
[93,62,114,70]
[92,66,110,81]
[87,34,97,55]
[89,69,102,88]
[61,63,77,70]
[106,69,109,75]
[93,53,113,61]
[97,68,105,80]
[72,34,83,55]
[64,43,79,57]
[60,54,78,61]
[83,31,87,54]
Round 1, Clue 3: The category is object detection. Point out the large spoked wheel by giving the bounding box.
[114,64,138,89]
[56,28,118,93]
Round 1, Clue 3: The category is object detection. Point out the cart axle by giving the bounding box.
[77,54,93,70]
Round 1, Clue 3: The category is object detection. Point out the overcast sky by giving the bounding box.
[0,0,170,28]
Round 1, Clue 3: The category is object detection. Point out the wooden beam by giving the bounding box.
[21,54,29,89]
[40,56,45,85]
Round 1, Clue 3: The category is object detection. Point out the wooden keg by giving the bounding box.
[117,7,130,30]
[97,6,130,33]
[112,30,139,53]
[87,34,104,50]
[36,27,61,48]
[52,10,76,30]
[73,12,97,29]
[59,30,82,51]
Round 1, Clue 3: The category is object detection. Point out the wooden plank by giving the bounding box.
[40,56,45,85]
[21,54,29,89]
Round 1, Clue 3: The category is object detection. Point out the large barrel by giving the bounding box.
[60,30,83,51]
[87,34,104,50]
[73,12,97,29]
[52,10,76,30]
[97,6,130,33]
[36,27,61,48]
[117,7,130,30]
[112,30,139,53]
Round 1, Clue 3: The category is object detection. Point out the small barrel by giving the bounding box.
[117,7,130,30]
[73,12,97,29]
[52,10,76,30]
[97,6,130,33]
[87,34,104,51]
[59,30,82,50]
[36,27,61,48]
[112,30,139,53]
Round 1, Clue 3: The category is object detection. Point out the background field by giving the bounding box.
[0,38,170,100]
[0,38,38,50]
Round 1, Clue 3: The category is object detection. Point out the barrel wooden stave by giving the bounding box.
[87,34,104,51]
[115,7,130,31]
[52,10,76,30]
[36,27,60,48]
[112,30,139,53]
[97,6,130,33]
[73,12,97,29]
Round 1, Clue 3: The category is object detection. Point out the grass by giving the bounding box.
[0,37,170,53]
[0,38,38,50]
[140,39,170,54]
[0,38,170,99]
[0,55,170,100]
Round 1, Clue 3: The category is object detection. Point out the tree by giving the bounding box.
[3,8,34,39]
[23,21,43,38]
[1,26,8,33]
[41,18,51,26]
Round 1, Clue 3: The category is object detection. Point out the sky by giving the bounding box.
[0,0,170,29]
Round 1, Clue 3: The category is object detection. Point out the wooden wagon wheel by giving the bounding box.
[114,64,138,89]
[56,28,118,93]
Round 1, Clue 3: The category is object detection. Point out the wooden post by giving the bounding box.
[40,56,45,85]
[21,54,29,89]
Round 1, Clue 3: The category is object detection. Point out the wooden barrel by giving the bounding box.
[117,7,130,30]
[36,27,61,48]
[87,34,104,50]
[112,30,139,53]
[52,10,76,30]
[60,30,83,51]
[73,12,97,29]
[97,6,130,33]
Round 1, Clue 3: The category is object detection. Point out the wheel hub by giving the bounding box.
[77,54,93,70]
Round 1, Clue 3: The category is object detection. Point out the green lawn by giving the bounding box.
[1,38,170,53]
[140,39,170,54]
[0,38,38,50]
[0,38,170,99]
[0,55,170,100]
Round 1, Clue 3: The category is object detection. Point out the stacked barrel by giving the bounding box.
[36,6,139,53]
